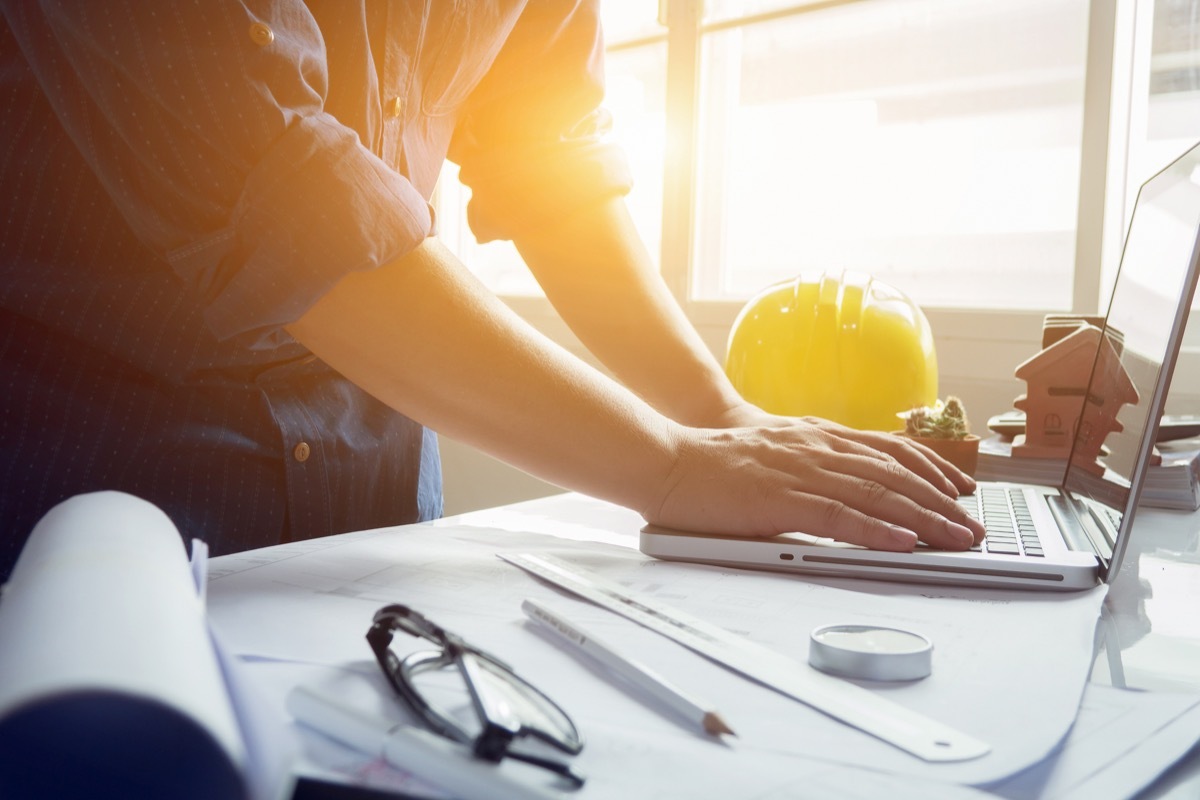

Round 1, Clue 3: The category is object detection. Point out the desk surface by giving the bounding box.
[449,491,1200,689]
[208,491,1200,799]
[1087,499,1200,797]
[448,492,1200,798]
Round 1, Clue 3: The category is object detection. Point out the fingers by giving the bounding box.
[853,453,984,542]
[783,493,922,552]
[647,423,986,553]
[818,424,972,498]
[890,437,977,495]
[794,459,984,549]
[777,424,974,520]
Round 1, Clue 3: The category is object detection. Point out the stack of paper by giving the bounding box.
[976,435,1066,485]
[1142,442,1200,510]
[976,435,1200,511]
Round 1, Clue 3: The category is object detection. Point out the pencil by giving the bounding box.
[522,598,736,737]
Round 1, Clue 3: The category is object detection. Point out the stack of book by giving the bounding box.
[976,436,1067,486]
[975,434,1200,511]
[1143,440,1200,511]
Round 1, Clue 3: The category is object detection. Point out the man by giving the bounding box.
[0,2,983,580]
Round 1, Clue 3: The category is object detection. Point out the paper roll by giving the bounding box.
[0,492,246,799]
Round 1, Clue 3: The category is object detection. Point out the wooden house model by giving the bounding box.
[1011,324,1138,473]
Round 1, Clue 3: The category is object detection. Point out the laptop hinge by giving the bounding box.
[1046,494,1112,560]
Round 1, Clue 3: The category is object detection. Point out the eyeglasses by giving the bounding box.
[367,604,585,788]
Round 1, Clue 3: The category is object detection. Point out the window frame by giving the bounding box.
[492,0,1162,422]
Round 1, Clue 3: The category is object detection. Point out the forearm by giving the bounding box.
[285,234,985,553]
[513,198,747,428]
[284,236,678,513]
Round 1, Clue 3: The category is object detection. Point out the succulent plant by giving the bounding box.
[900,396,971,440]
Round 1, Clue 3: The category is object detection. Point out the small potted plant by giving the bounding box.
[896,396,981,477]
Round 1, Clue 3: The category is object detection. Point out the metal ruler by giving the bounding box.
[500,552,990,763]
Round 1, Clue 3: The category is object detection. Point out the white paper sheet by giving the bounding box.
[246,658,995,800]
[206,515,1107,786]
[987,685,1200,799]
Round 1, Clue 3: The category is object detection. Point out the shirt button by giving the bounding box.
[386,96,405,119]
[249,22,275,47]
[292,442,311,463]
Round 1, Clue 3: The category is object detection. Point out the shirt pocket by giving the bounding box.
[418,1,514,118]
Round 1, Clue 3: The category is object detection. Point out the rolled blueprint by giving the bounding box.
[0,492,247,799]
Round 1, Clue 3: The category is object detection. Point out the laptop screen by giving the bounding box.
[1061,141,1200,569]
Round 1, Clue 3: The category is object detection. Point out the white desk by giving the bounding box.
[1089,501,1200,797]
[206,492,1200,799]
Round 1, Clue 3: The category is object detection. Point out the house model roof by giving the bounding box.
[1014,324,1104,385]
[1010,321,1139,467]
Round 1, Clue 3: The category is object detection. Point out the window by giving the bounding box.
[1109,0,1200,300]
[1137,0,1200,409]
[433,5,667,297]
[693,0,1089,309]
[1136,0,1200,188]
[434,1,1200,406]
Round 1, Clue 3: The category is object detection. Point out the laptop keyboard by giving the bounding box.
[956,486,1045,557]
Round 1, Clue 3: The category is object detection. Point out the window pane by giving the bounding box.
[1107,0,1200,309]
[606,43,669,274]
[1118,0,1200,212]
[1132,0,1200,226]
[602,3,664,44]
[435,163,536,295]
[434,38,666,296]
[704,0,850,25]
[692,0,1089,308]
[1145,0,1200,394]
[1145,0,1200,160]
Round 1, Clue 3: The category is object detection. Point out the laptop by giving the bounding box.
[641,140,1200,591]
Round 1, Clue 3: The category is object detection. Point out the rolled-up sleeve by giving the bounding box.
[448,0,633,244]
[2,0,431,342]
[167,111,430,340]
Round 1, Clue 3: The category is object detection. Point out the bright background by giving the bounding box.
[437,0,1200,514]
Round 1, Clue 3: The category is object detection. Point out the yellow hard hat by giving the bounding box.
[725,271,938,431]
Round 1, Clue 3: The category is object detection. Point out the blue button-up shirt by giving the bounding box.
[0,1,630,578]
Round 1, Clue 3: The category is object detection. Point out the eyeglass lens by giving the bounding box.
[369,605,585,788]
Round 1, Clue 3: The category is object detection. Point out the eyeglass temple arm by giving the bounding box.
[367,610,586,789]
[459,653,522,759]
[372,606,517,670]
[458,655,584,788]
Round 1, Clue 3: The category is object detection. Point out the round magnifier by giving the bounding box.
[808,623,933,682]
